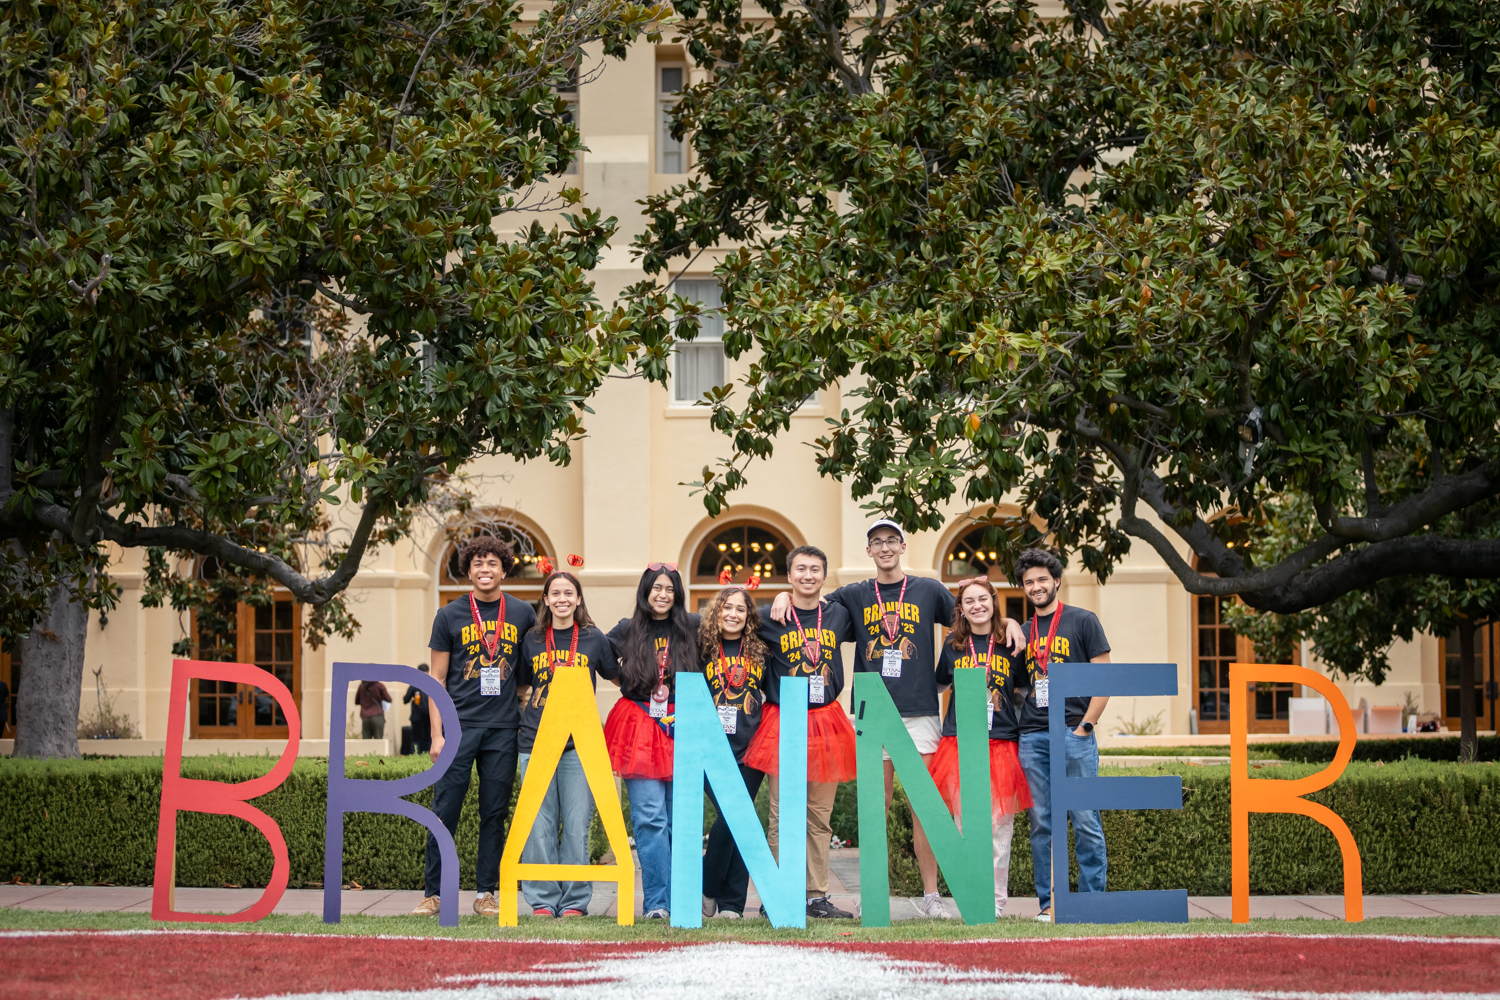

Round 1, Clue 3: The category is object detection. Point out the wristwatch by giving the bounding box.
[1080,721,1094,734]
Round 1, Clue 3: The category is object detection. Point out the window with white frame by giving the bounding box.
[672,279,725,404]
[658,64,686,174]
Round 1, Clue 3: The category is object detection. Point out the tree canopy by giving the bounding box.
[628,0,1500,632]
[0,0,668,646]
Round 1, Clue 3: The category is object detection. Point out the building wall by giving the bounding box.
[71,34,1441,746]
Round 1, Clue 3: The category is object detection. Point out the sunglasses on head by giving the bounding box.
[648,562,678,572]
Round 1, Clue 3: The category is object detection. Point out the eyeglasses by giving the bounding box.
[867,537,904,550]
[648,562,678,572]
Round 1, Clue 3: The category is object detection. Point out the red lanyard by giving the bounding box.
[545,623,580,668]
[469,593,503,659]
[968,631,995,674]
[795,604,824,667]
[652,636,671,704]
[717,638,747,699]
[876,576,908,644]
[1030,602,1064,677]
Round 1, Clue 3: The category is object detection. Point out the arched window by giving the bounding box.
[690,520,795,611]
[1190,555,1300,734]
[437,515,553,610]
[941,524,1027,624]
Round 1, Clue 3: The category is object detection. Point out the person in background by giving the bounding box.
[694,586,769,919]
[768,519,1026,919]
[403,663,432,755]
[411,535,536,919]
[744,544,857,919]
[356,678,392,740]
[1012,547,1112,924]
[928,576,1032,917]
[515,570,619,919]
[603,564,699,921]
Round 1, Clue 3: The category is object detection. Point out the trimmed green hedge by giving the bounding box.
[1268,735,1497,763]
[3,756,1496,897]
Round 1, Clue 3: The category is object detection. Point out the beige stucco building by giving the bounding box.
[2,23,1491,754]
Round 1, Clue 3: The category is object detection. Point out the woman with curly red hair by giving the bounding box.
[928,576,1032,917]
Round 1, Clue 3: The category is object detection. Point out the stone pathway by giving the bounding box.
[4,847,1495,921]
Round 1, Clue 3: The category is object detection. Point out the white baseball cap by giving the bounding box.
[866,519,905,541]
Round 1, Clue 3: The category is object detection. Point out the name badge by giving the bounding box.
[480,666,502,696]
[1034,676,1049,708]
[809,675,826,704]
[649,698,668,719]
[718,704,738,734]
[987,703,995,729]
[881,649,903,678]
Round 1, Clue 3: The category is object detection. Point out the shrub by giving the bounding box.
[2,757,1495,897]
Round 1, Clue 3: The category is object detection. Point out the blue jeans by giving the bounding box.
[1018,729,1107,911]
[516,749,595,914]
[625,777,672,915]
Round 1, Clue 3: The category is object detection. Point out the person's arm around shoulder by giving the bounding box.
[594,627,621,681]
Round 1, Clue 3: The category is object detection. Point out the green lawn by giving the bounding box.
[3,907,1496,941]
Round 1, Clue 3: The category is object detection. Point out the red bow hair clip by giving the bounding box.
[567,554,584,568]
[537,556,556,576]
[718,567,733,585]
[745,576,761,591]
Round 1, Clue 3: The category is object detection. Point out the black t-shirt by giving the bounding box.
[1016,604,1112,734]
[605,613,702,702]
[428,593,536,730]
[936,634,1022,742]
[516,624,620,753]
[757,601,855,708]
[830,576,955,717]
[692,636,766,761]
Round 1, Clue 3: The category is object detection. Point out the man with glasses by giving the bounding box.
[770,519,1025,918]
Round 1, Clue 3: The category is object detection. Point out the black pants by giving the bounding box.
[424,725,517,897]
[703,763,765,914]
[411,718,432,754]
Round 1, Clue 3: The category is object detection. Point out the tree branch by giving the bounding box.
[1327,462,1499,542]
[66,253,111,305]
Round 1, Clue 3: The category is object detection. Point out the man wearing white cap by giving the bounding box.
[771,518,1025,918]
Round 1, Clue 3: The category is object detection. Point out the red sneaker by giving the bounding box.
[532,908,555,918]
[560,909,586,918]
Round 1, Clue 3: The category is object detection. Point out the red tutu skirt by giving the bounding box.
[603,698,673,780]
[742,702,859,784]
[927,736,1032,818]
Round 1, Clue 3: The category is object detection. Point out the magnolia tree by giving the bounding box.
[0,0,672,757]
[627,0,1500,748]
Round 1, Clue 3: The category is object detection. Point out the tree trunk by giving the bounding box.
[1457,618,1478,764]
[13,577,88,759]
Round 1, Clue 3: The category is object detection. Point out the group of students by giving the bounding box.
[406,518,1113,923]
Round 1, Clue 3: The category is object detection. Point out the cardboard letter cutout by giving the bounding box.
[670,673,808,927]
[152,659,299,922]
[1047,662,1186,923]
[853,671,994,926]
[1231,662,1363,922]
[498,666,636,925]
[324,662,462,926]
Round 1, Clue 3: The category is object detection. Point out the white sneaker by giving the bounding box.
[703,895,717,919]
[914,893,953,919]
[995,904,1006,918]
[644,908,669,920]
[714,908,742,919]
[1035,907,1053,923]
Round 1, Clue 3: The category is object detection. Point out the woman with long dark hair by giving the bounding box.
[694,586,769,918]
[603,564,699,920]
[927,576,1032,917]
[516,571,618,918]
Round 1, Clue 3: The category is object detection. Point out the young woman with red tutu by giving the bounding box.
[928,576,1033,916]
[603,565,699,920]
[744,544,858,919]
